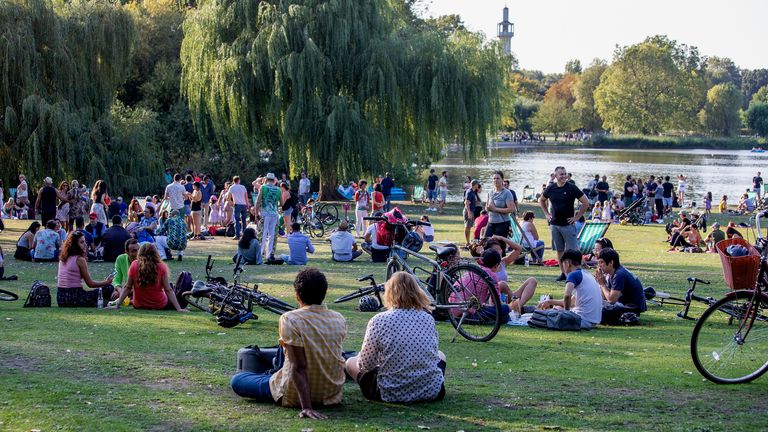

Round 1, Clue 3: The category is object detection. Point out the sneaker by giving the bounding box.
[554,273,566,282]
[232,236,241,240]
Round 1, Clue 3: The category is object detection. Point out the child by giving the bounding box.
[719,195,727,214]
[208,196,221,225]
[418,215,434,242]
[704,192,712,216]
[601,200,612,222]
[591,202,602,221]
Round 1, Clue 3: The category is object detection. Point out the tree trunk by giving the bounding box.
[318,170,346,201]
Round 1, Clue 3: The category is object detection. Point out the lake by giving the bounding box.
[432,144,766,206]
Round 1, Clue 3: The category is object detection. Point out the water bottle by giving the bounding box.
[97,288,103,309]
[524,255,530,267]
[500,293,508,304]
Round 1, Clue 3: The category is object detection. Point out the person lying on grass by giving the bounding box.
[107,243,188,312]
[231,268,347,420]
[536,249,602,329]
[345,271,446,403]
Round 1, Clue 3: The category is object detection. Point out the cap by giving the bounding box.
[44,177,52,184]
[117,196,123,201]
[89,212,97,219]
[265,173,276,180]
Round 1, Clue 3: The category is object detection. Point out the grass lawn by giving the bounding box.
[1,202,767,431]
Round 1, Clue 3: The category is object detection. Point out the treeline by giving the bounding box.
[504,36,768,139]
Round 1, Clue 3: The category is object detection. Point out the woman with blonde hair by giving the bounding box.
[90,180,109,225]
[109,243,188,311]
[345,271,446,403]
[128,198,143,223]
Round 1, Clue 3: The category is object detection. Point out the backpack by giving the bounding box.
[527,309,582,331]
[24,280,51,308]
[225,222,236,237]
[375,207,407,246]
[173,271,192,308]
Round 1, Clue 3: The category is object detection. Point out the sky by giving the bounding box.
[424,0,767,73]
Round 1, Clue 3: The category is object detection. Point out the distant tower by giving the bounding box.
[497,5,515,55]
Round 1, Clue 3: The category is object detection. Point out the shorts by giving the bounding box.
[484,220,511,238]
[439,190,447,203]
[357,360,446,402]
[550,223,578,252]
[427,189,437,200]
[283,207,292,218]
[462,208,474,228]
[663,197,673,207]
[184,204,192,215]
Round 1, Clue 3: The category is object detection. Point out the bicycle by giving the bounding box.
[315,201,339,226]
[643,277,718,321]
[295,204,325,238]
[334,274,385,309]
[689,210,768,384]
[338,216,502,342]
[0,289,19,301]
[182,256,295,327]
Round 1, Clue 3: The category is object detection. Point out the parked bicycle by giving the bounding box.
[182,256,295,327]
[0,289,19,301]
[295,203,326,238]
[335,215,503,342]
[689,211,768,384]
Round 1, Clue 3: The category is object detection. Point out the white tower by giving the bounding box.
[497,5,515,55]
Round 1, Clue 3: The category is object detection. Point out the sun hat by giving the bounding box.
[265,173,276,181]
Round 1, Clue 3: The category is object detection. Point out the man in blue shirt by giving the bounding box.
[201,175,216,227]
[381,172,395,211]
[280,223,315,265]
[595,248,647,324]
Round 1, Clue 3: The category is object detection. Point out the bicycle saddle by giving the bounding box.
[191,280,214,297]
[429,244,456,258]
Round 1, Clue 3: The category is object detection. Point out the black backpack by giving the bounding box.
[24,281,51,307]
[173,271,192,308]
[225,223,236,237]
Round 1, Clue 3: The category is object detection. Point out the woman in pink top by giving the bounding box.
[56,231,114,307]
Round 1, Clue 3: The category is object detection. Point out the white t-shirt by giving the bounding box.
[438,176,448,192]
[17,180,28,198]
[329,230,356,260]
[299,178,311,195]
[678,180,687,193]
[164,182,186,210]
[228,183,248,205]
[365,224,388,250]
[566,269,602,325]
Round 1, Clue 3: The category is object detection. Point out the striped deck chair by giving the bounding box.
[577,221,611,255]
[509,217,545,263]
[412,185,425,203]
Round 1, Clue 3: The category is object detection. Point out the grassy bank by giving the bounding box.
[589,134,767,150]
[1,202,767,431]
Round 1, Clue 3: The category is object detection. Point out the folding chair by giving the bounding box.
[577,221,611,255]
[412,185,425,203]
[522,186,536,202]
[509,217,545,263]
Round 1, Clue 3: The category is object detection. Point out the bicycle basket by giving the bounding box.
[716,238,761,290]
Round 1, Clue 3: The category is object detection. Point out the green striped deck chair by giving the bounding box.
[412,185,425,203]
[577,221,610,255]
[747,191,757,201]
[509,217,545,263]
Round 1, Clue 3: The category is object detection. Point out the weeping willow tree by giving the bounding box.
[0,0,162,195]
[181,0,505,198]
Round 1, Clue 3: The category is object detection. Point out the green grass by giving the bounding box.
[1,203,767,431]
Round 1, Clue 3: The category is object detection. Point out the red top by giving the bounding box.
[128,260,168,309]
[372,191,385,210]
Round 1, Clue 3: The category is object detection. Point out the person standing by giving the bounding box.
[353,180,370,237]
[539,166,590,282]
[595,175,610,205]
[164,174,187,216]
[381,172,395,211]
[677,174,687,207]
[201,175,216,228]
[426,169,439,211]
[661,176,674,213]
[463,180,480,247]
[753,171,764,202]
[654,178,665,221]
[622,175,634,208]
[254,173,283,260]
[67,180,86,232]
[90,180,109,226]
[183,174,194,229]
[190,182,203,239]
[298,172,311,206]
[485,171,516,238]
[35,177,60,225]
[437,171,448,214]
[16,175,29,207]
[228,176,249,239]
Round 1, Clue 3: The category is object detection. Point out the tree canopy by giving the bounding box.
[181,0,505,197]
[698,83,742,136]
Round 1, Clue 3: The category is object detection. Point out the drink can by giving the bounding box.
[500,293,508,303]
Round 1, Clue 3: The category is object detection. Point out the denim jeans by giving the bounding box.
[234,204,248,237]
[230,346,285,402]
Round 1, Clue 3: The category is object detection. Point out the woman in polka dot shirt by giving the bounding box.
[345,272,446,403]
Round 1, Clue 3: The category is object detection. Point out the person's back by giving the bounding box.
[329,230,355,261]
[128,260,168,309]
[286,231,314,265]
[260,184,281,215]
[57,255,82,288]
[567,268,602,326]
[165,180,185,211]
[611,266,647,312]
[228,182,248,206]
[360,308,443,402]
[662,181,673,198]
[238,238,262,265]
[711,228,726,244]
[102,222,131,262]
[34,228,59,260]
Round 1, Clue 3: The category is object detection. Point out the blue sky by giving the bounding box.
[425,0,767,73]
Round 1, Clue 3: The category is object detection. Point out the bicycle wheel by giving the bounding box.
[441,264,503,342]
[0,289,19,301]
[334,286,377,303]
[182,292,212,313]
[386,259,402,280]
[691,291,768,384]
[318,203,339,226]
[309,219,324,238]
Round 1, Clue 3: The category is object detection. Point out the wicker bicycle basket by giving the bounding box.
[716,238,761,290]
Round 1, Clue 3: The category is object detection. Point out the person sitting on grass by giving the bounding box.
[705,222,726,253]
[231,268,347,420]
[452,249,513,322]
[345,271,446,403]
[154,209,187,261]
[134,206,158,244]
[14,221,41,261]
[416,215,434,242]
[473,209,489,240]
[108,243,189,312]
[595,248,647,325]
[56,231,114,307]
[31,220,61,262]
[102,216,132,262]
[280,222,315,265]
[328,221,362,262]
[235,227,262,265]
[726,222,744,239]
[583,237,613,268]
[0,245,18,281]
[111,239,140,304]
[536,249,603,329]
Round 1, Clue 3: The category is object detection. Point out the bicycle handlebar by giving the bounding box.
[687,277,710,285]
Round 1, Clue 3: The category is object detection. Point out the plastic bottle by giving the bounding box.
[97,288,103,309]
[524,255,530,267]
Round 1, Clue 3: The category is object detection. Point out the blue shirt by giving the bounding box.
[286,232,314,265]
[610,266,647,312]
[381,177,395,197]
[201,181,215,204]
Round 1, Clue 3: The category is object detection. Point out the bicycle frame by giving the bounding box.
[388,245,466,310]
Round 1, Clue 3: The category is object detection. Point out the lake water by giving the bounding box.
[432,144,766,206]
